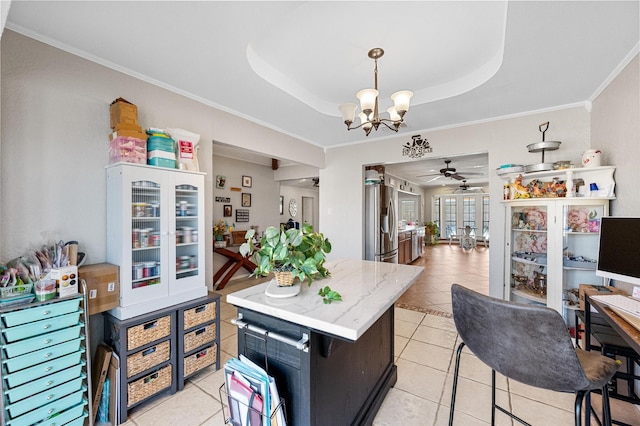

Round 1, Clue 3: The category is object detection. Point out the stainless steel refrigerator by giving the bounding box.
[365,182,398,263]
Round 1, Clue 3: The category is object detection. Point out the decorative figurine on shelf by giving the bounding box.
[512,175,530,199]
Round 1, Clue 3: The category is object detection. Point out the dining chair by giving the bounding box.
[449,284,620,426]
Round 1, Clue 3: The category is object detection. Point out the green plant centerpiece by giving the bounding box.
[239,224,342,303]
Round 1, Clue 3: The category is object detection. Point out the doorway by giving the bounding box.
[302,196,315,229]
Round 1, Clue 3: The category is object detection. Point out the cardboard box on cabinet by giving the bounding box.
[579,284,626,312]
[79,263,120,315]
[110,98,139,129]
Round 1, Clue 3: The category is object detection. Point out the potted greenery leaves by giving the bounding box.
[239,224,341,303]
[425,221,440,246]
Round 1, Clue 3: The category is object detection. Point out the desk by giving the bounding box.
[213,247,257,290]
[585,295,640,355]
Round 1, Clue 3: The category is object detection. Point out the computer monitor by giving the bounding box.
[596,217,640,286]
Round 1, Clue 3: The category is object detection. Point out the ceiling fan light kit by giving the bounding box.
[339,48,413,136]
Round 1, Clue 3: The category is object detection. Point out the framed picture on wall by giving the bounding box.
[223,205,232,217]
[216,175,226,189]
[279,196,284,215]
[242,193,251,207]
[242,175,252,188]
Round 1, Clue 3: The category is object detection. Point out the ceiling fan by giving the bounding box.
[418,159,484,182]
[454,180,484,192]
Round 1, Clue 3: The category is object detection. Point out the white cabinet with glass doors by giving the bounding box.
[107,163,207,320]
[504,198,609,323]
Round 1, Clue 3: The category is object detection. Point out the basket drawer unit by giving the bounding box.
[183,344,217,377]
[127,340,171,378]
[127,364,172,407]
[1,323,83,358]
[183,323,216,353]
[1,298,81,328]
[5,363,85,404]
[5,374,85,418]
[2,310,81,343]
[183,301,216,329]
[127,315,171,351]
[5,387,85,426]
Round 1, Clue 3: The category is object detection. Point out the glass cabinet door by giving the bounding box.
[174,183,200,280]
[509,205,548,306]
[131,180,163,290]
[562,204,605,313]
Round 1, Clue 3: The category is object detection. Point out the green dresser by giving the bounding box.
[1,293,90,426]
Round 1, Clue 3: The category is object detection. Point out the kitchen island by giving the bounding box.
[226,258,424,425]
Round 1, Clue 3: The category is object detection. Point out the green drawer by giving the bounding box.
[4,349,84,388]
[6,387,85,426]
[2,324,83,358]
[4,363,84,404]
[35,401,86,426]
[5,374,84,418]
[2,311,81,343]
[3,337,83,373]
[1,298,81,328]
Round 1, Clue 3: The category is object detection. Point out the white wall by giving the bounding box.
[321,107,592,298]
[0,31,323,289]
[280,185,320,231]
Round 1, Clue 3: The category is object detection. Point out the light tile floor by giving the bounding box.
[120,246,640,426]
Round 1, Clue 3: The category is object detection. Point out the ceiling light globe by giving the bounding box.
[338,103,357,124]
[358,112,372,130]
[390,90,413,114]
[356,89,378,114]
[387,107,402,122]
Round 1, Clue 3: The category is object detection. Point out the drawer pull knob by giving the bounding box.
[46,380,54,386]
[47,408,55,414]
[44,352,53,358]
[43,324,52,329]
[47,394,54,400]
[46,367,53,372]
[43,310,51,315]
[44,339,52,344]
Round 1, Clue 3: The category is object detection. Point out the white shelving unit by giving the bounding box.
[107,163,207,320]
[502,167,614,323]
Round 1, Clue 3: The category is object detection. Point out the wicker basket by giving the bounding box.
[274,271,295,287]
[231,230,248,246]
[127,364,172,406]
[183,302,216,330]
[127,316,172,351]
[183,324,217,353]
[127,340,171,378]
[184,344,217,377]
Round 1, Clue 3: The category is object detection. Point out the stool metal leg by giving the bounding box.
[449,342,465,426]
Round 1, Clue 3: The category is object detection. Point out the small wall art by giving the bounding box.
[216,175,226,189]
[236,209,249,222]
[215,196,230,203]
[223,205,232,217]
[242,175,252,188]
[242,193,251,207]
[279,195,284,215]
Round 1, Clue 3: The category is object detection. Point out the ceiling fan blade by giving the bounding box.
[416,172,441,178]
[426,175,443,183]
[450,173,465,181]
[456,171,484,176]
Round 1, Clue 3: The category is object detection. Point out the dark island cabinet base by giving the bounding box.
[237,306,395,426]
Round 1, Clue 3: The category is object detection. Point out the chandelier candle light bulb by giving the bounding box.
[339,48,413,136]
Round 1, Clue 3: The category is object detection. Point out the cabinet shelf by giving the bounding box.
[511,256,547,266]
[511,288,547,304]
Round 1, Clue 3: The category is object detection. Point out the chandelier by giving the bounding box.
[339,48,413,136]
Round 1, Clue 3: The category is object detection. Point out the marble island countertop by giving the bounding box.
[226,258,424,341]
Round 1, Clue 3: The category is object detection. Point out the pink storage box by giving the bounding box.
[109,136,146,164]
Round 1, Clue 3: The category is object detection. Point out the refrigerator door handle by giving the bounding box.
[388,194,396,244]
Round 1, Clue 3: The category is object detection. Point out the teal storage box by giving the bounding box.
[3,337,83,373]
[3,349,84,388]
[2,323,83,358]
[146,136,175,153]
[5,362,85,403]
[148,157,177,168]
[5,374,84,418]
[1,298,80,327]
[1,310,81,343]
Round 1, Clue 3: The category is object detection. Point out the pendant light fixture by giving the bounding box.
[339,48,413,136]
